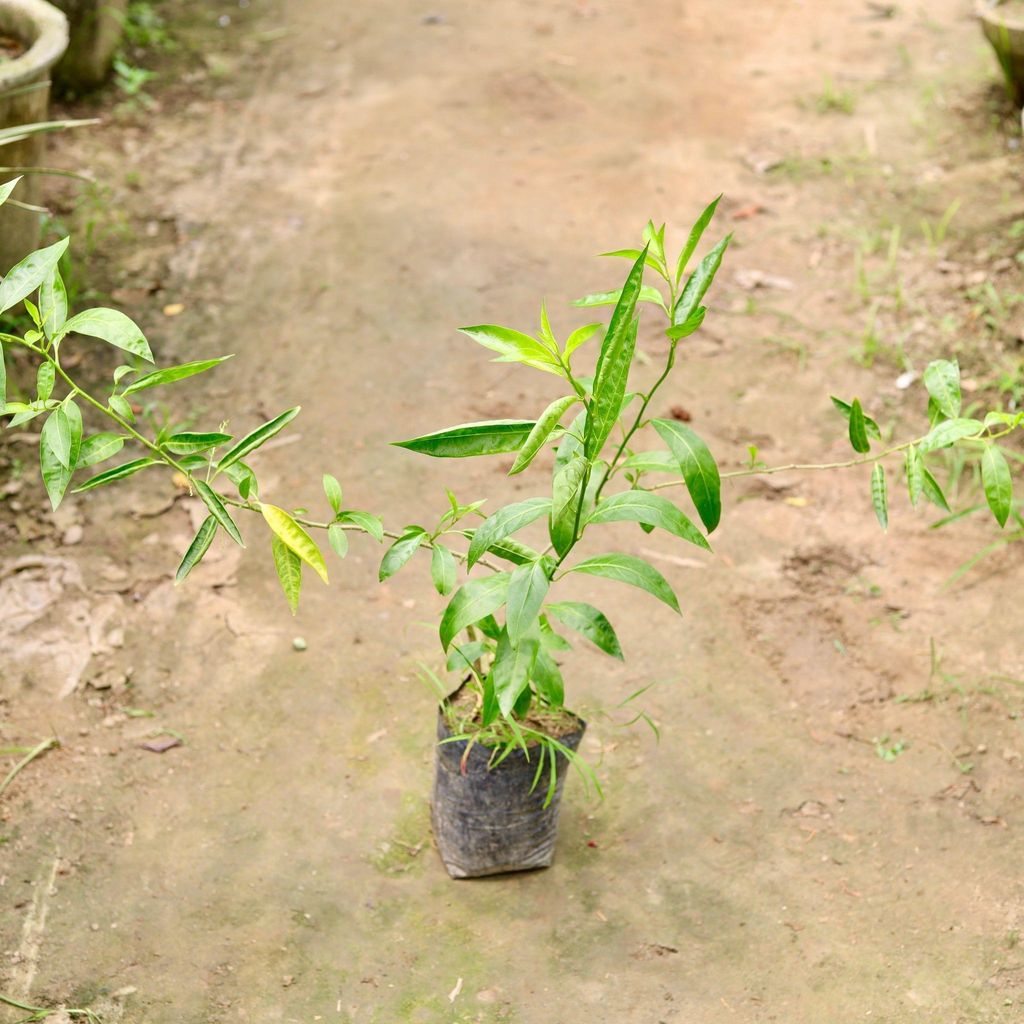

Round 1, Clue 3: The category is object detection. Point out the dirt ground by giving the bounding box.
[3,1,1024,1021]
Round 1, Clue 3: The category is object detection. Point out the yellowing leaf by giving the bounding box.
[261,503,328,584]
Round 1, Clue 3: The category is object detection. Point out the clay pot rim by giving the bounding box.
[0,0,69,90]
[976,0,1024,30]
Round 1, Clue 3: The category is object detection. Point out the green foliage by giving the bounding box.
[4,174,1022,757]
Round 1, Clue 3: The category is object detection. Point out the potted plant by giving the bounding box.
[977,0,1024,106]
[51,0,126,93]
[0,0,69,268]
[1,181,1020,877]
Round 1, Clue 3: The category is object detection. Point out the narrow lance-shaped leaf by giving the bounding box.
[546,601,624,660]
[430,542,457,595]
[563,323,603,361]
[36,360,54,402]
[652,418,721,532]
[39,429,71,510]
[175,515,218,585]
[848,398,870,454]
[457,324,563,376]
[73,457,157,493]
[39,265,67,339]
[509,395,577,475]
[163,431,232,455]
[675,194,722,284]
[122,356,233,396]
[572,283,667,313]
[56,308,154,363]
[328,522,349,559]
[493,629,540,717]
[871,463,888,530]
[271,535,302,615]
[831,396,882,441]
[587,247,648,459]
[674,233,731,326]
[920,465,950,512]
[194,479,244,547]
[586,489,710,550]
[0,236,68,315]
[322,473,343,515]
[378,527,426,581]
[393,419,536,459]
[505,559,551,644]
[0,176,22,207]
[981,444,1013,528]
[439,573,512,650]
[262,503,327,582]
[549,455,588,557]
[217,406,300,471]
[467,497,551,569]
[568,553,680,613]
[339,509,384,542]
[904,444,923,506]
[923,359,961,419]
[918,418,983,454]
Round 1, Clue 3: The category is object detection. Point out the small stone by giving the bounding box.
[292,637,307,651]
[61,525,84,546]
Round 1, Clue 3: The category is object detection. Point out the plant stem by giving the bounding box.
[0,737,59,801]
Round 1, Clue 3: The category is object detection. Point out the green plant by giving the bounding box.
[2,184,1023,777]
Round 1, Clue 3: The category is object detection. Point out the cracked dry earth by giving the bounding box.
[3,1,1024,1022]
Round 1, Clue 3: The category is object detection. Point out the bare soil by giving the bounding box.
[3,1,1024,1022]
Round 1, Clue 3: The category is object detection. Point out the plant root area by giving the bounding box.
[2,1,1024,1022]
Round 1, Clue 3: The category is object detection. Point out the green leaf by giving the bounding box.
[831,396,882,441]
[328,522,349,559]
[538,614,572,652]
[848,398,871,453]
[467,497,551,568]
[563,323,603,361]
[572,283,667,313]
[546,600,623,660]
[532,649,564,708]
[39,265,67,339]
[40,404,81,470]
[568,553,680,613]
[36,361,54,402]
[439,573,512,650]
[493,629,540,717]
[0,175,21,207]
[322,473,343,515]
[918,417,983,454]
[871,463,888,530]
[122,356,233,396]
[175,515,218,585]
[904,444,923,506]
[509,395,577,475]
[664,306,706,341]
[163,431,232,455]
[378,527,426,581]
[217,406,300,471]
[675,194,722,284]
[447,641,489,675]
[112,364,135,385]
[549,455,588,557]
[271,535,302,615]
[56,308,153,363]
[651,419,721,532]
[674,234,731,326]
[108,393,135,422]
[194,479,244,547]
[920,466,950,512]
[0,237,69,315]
[457,324,562,376]
[586,489,710,550]
[923,359,961,419]
[506,559,551,644]
[981,444,1013,528]
[393,419,536,459]
[339,509,384,542]
[587,248,647,459]
[39,428,72,510]
[481,536,543,566]
[73,457,157,493]
[430,542,457,595]
[621,450,677,474]
[262,503,326,581]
